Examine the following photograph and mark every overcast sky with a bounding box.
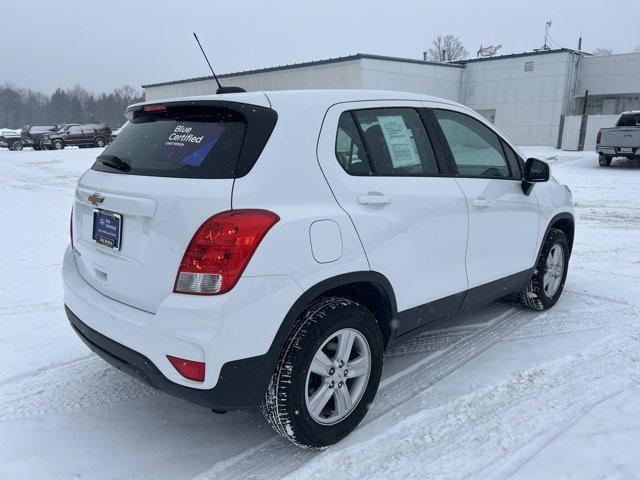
[1,0,638,94]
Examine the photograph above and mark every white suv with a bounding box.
[63,90,574,448]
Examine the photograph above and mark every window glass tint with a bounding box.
[617,113,640,127]
[93,106,247,179]
[30,126,55,133]
[81,126,95,134]
[335,113,372,176]
[353,108,439,176]
[501,140,522,178]
[69,126,82,134]
[434,109,510,178]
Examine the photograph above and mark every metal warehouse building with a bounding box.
[143,49,640,148]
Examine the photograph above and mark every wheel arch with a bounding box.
[269,272,398,356]
[548,212,575,253]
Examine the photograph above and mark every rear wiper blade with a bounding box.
[97,154,131,172]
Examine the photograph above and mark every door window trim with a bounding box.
[427,108,522,181]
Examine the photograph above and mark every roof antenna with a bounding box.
[192,32,245,94]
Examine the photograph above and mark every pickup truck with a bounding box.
[596,111,640,167]
[0,128,23,150]
[21,125,61,150]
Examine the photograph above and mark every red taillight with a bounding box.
[166,355,206,382]
[596,132,601,145]
[174,209,279,295]
[143,104,167,112]
[70,207,74,248]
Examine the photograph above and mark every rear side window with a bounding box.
[93,103,277,179]
[617,113,640,127]
[434,109,511,179]
[336,108,439,176]
[336,113,373,176]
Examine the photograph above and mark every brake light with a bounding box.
[596,132,601,145]
[174,209,279,295]
[142,104,167,112]
[167,355,206,382]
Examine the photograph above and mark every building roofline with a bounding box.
[141,53,464,89]
[456,48,580,64]
[142,48,587,90]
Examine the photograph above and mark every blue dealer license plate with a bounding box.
[92,210,122,250]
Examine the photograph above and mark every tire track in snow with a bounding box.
[289,328,640,480]
[195,300,640,480]
[0,356,156,421]
[194,308,530,480]
[505,304,640,342]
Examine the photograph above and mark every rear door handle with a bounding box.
[358,194,392,205]
[472,197,492,208]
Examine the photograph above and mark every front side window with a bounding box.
[434,109,511,179]
[69,126,82,135]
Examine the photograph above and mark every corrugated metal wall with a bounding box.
[143,51,640,148]
[145,61,362,101]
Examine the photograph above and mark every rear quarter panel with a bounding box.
[232,95,370,292]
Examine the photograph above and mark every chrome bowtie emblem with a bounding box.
[88,193,104,206]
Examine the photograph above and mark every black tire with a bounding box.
[33,145,42,151]
[95,137,106,148]
[53,140,65,150]
[520,228,570,310]
[10,141,23,151]
[261,297,384,449]
[598,154,612,167]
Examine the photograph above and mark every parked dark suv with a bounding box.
[21,125,60,150]
[41,123,111,150]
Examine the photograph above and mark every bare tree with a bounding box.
[424,35,469,62]
[592,47,613,56]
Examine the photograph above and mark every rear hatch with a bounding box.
[600,127,640,148]
[22,126,56,142]
[71,97,277,313]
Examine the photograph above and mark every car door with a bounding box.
[81,126,95,145]
[428,107,540,293]
[66,125,83,145]
[317,101,469,336]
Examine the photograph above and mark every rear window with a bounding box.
[92,102,277,179]
[617,113,640,127]
[30,126,56,133]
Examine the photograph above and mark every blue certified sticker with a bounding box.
[154,122,226,167]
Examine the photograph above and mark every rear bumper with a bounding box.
[597,146,638,156]
[66,306,276,409]
[62,246,303,409]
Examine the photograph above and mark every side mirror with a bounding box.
[521,158,549,195]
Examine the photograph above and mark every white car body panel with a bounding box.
[316,100,469,311]
[73,170,233,313]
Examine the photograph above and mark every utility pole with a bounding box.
[578,89,590,151]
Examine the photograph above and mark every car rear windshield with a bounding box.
[92,102,277,179]
[617,113,640,127]
[30,126,56,133]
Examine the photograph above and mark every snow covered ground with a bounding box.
[0,146,639,480]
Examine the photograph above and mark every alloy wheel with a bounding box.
[543,244,564,297]
[305,328,371,425]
